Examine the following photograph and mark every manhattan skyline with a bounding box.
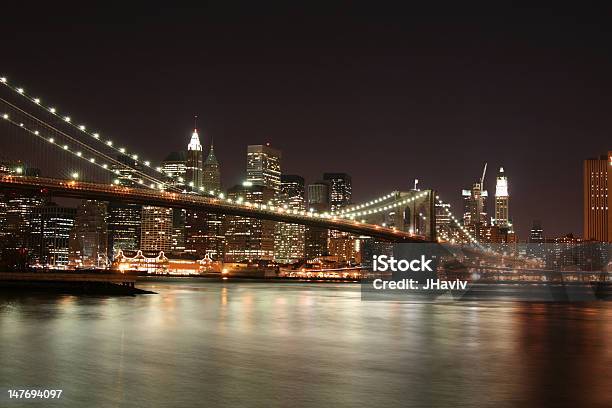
[2,4,611,237]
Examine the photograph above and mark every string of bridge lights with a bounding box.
[1,112,173,190]
[340,191,430,218]
[334,191,399,215]
[0,99,176,191]
[434,195,480,246]
[0,75,170,178]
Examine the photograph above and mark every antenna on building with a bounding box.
[194,115,198,131]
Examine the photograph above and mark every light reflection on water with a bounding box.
[0,279,610,408]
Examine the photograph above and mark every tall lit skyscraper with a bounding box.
[107,202,141,256]
[185,209,226,260]
[31,203,76,267]
[463,165,489,240]
[185,124,203,192]
[224,182,275,262]
[494,167,509,227]
[323,173,352,211]
[140,206,173,252]
[185,134,224,259]
[305,181,330,259]
[323,173,355,262]
[202,137,221,192]
[527,220,545,258]
[69,200,108,268]
[246,144,281,195]
[171,208,186,252]
[274,175,305,264]
[583,151,611,242]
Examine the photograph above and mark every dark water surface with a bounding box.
[1,279,610,408]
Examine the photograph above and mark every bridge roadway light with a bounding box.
[0,77,6,83]
[50,107,56,113]
[2,114,8,119]
[64,116,71,122]
[34,98,40,104]
[71,172,79,180]
[17,88,24,94]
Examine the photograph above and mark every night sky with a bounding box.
[1,4,611,238]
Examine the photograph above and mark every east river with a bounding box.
[1,279,610,407]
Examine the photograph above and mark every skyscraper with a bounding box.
[185,209,226,260]
[185,134,224,259]
[583,151,611,242]
[305,181,330,259]
[162,151,187,188]
[140,206,173,253]
[185,125,203,192]
[274,175,305,264]
[69,200,108,268]
[202,138,221,193]
[107,202,141,256]
[323,173,352,211]
[463,165,489,241]
[112,155,142,187]
[224,182,275,262]
[529,220,544,243]
[171,208,186,252]
[494,167,509,227]
[323,173,356,262]
[31,203,76,267]
[246,144,281,195]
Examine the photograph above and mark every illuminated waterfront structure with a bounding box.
[69,200,108,268]
[494,167,509,227]
[224,182,275,262]
[140,206,173,252]
[274,175,305,264]
[185,125,203,191]
[107,202,141,256]
[246,144,282,196]
[583,151,611,242]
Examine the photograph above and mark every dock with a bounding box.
[0,271,152,295]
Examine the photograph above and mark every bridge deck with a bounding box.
[0,175,431,242]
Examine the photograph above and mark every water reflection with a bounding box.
[0,280,610,407]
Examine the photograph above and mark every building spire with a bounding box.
[187,116,202,151]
